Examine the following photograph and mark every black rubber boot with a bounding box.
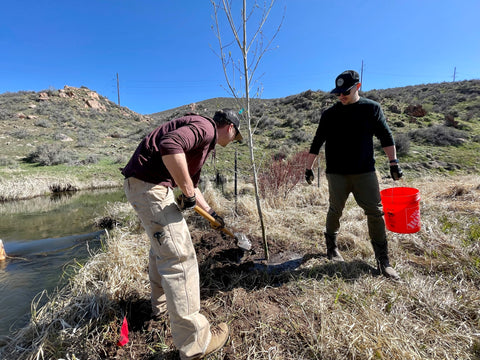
[372,241,399,281]
[325,233,344,262]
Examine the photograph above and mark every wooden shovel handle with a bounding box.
[193,206,235,239]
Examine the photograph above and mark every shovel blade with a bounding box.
[234,232,252,251]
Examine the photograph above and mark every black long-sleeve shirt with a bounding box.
[309,97,394,174]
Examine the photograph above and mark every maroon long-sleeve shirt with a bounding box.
[121,113,217,188]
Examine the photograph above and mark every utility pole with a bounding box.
[116,73,121,105]
[360,60,364,90]
[453,67,456,82]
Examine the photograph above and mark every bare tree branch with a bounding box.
[211,0,285,260]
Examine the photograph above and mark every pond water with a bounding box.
[0,188,126,342]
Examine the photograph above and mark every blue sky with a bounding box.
[1,0,478,115]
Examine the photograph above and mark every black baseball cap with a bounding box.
[213,109,243,141]
[330,70,360,94]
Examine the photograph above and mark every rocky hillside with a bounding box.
[0,80,479,176]
[152,80,480,175]
[0,86,154,167]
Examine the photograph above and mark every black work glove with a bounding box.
[390,165,403,181]
[176,193,196,211]
[208,209,225,230]
[305,169,314,184]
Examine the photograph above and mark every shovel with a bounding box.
[193,206,252,252]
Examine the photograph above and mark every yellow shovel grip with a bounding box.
[193,206,235,239]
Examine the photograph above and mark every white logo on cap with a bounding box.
[336,78,344,87]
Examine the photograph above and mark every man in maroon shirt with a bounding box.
[122,109,242,360]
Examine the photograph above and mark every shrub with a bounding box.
[10,129,30,139]
[34,119,51,128]
[49,183,78,192]
[444,114,457,126]
[25,144,78,166]
[0,157,16,167]
[308,110,322,124]
[77,130,97,148]
[81,154,99,165]
[409,125,468,146]
[258,151,309,199]
[404,104,427,117]
[291,97,312,111]
[257,117,280,130]
[388,104,402,114]
[0,109,13,120]
[49,110,75,124]
[394,133,410,156]
[290,129,311,143]
[114,154,128,165]
[462,110,476,122]
[364,90,382,102]
[283,114,304,129]
[44,86,58,96]
[270,129,286,139]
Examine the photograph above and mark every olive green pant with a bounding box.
[325,172,387,249]
[124,177,210,360]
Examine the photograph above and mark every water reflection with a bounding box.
[0,188,125,341]
[0,188,125,241]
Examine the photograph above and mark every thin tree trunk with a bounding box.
[211,0,282,260]
[241,0,268,260]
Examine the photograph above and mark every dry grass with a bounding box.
[1,225,150,359]
[1,175,480,359]
[0,173,121,201]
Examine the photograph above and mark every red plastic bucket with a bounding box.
[380,187,421,234]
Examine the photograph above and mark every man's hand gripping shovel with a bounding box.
[194,206,253,262]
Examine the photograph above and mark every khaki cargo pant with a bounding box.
[124,177,211,360]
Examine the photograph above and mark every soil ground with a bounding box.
[102,231,324,360]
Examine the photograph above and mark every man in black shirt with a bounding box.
[305,70,403,280]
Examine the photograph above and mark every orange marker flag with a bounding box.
[117,316,129,346]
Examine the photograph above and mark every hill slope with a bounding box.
[0,86,153,166]
[0,80,479,200]
[151,80,480,176]
[0,81,479,359]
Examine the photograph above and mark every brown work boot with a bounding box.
[192,323,229,359]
